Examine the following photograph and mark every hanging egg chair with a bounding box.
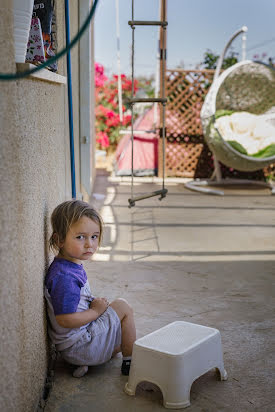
[186,27,275,195]
[202,60,275,171]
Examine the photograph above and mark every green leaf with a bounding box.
[227,140,248,154]
[227,141,275,158]
[215,110,234,119]
[252,144,275,158]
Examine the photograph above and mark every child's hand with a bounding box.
[90,297,109,316]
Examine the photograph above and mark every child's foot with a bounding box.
[121,359,131,376]
[73,365,88,378]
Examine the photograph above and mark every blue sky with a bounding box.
[94,0,275,77]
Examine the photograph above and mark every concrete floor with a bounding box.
[45,171,275,412]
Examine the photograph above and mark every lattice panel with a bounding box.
[157,68,275,179]
[165,69,214,137]
[158,140,204,177]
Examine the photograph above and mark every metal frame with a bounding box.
[128,0,168,208]
[185,178,275,196]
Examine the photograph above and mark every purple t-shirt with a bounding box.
[44,257,94,350]
[45,257,89,315]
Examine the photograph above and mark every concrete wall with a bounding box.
[0,1,92,410]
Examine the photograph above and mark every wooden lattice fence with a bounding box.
[158,68,274,181]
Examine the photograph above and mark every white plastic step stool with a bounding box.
[125,321,227,409]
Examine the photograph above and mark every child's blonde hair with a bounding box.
[49,200,103,253]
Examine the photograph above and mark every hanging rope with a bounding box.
[128,0,168,207]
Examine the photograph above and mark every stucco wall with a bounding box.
[0,1,82,410]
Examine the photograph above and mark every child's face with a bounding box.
[58,216,100,264]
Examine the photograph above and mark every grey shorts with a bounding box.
[60,306,121,366]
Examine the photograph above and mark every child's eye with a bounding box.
[91,235,98,240]
[76,235,84,240]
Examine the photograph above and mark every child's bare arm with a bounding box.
[56,297,109,328]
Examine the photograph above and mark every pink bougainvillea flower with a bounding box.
[95,78,105,87]
[110,100,118,109]
[106,110,115,119]
[94,62,143,150]
[123,115,132,126]
[96,132,110,148]
[106,115,120,127]
[95,63,105,75]
[95,62,107,87]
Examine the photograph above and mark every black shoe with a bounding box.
[121,359,131,376]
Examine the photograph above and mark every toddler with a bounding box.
[45,200,136,377]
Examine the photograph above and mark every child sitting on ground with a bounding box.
[45,200,136,377]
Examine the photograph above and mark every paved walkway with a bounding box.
[45,171,275,412]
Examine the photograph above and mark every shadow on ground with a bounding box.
[45,173,275,412]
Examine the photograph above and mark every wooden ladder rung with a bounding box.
[128,189,168,208]
[128,20,167,27]
[127,97,167,104]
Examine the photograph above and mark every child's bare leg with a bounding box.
[110,298,136,357]
[112,346,121,357]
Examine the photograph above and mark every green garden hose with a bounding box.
[0,0,99,81]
